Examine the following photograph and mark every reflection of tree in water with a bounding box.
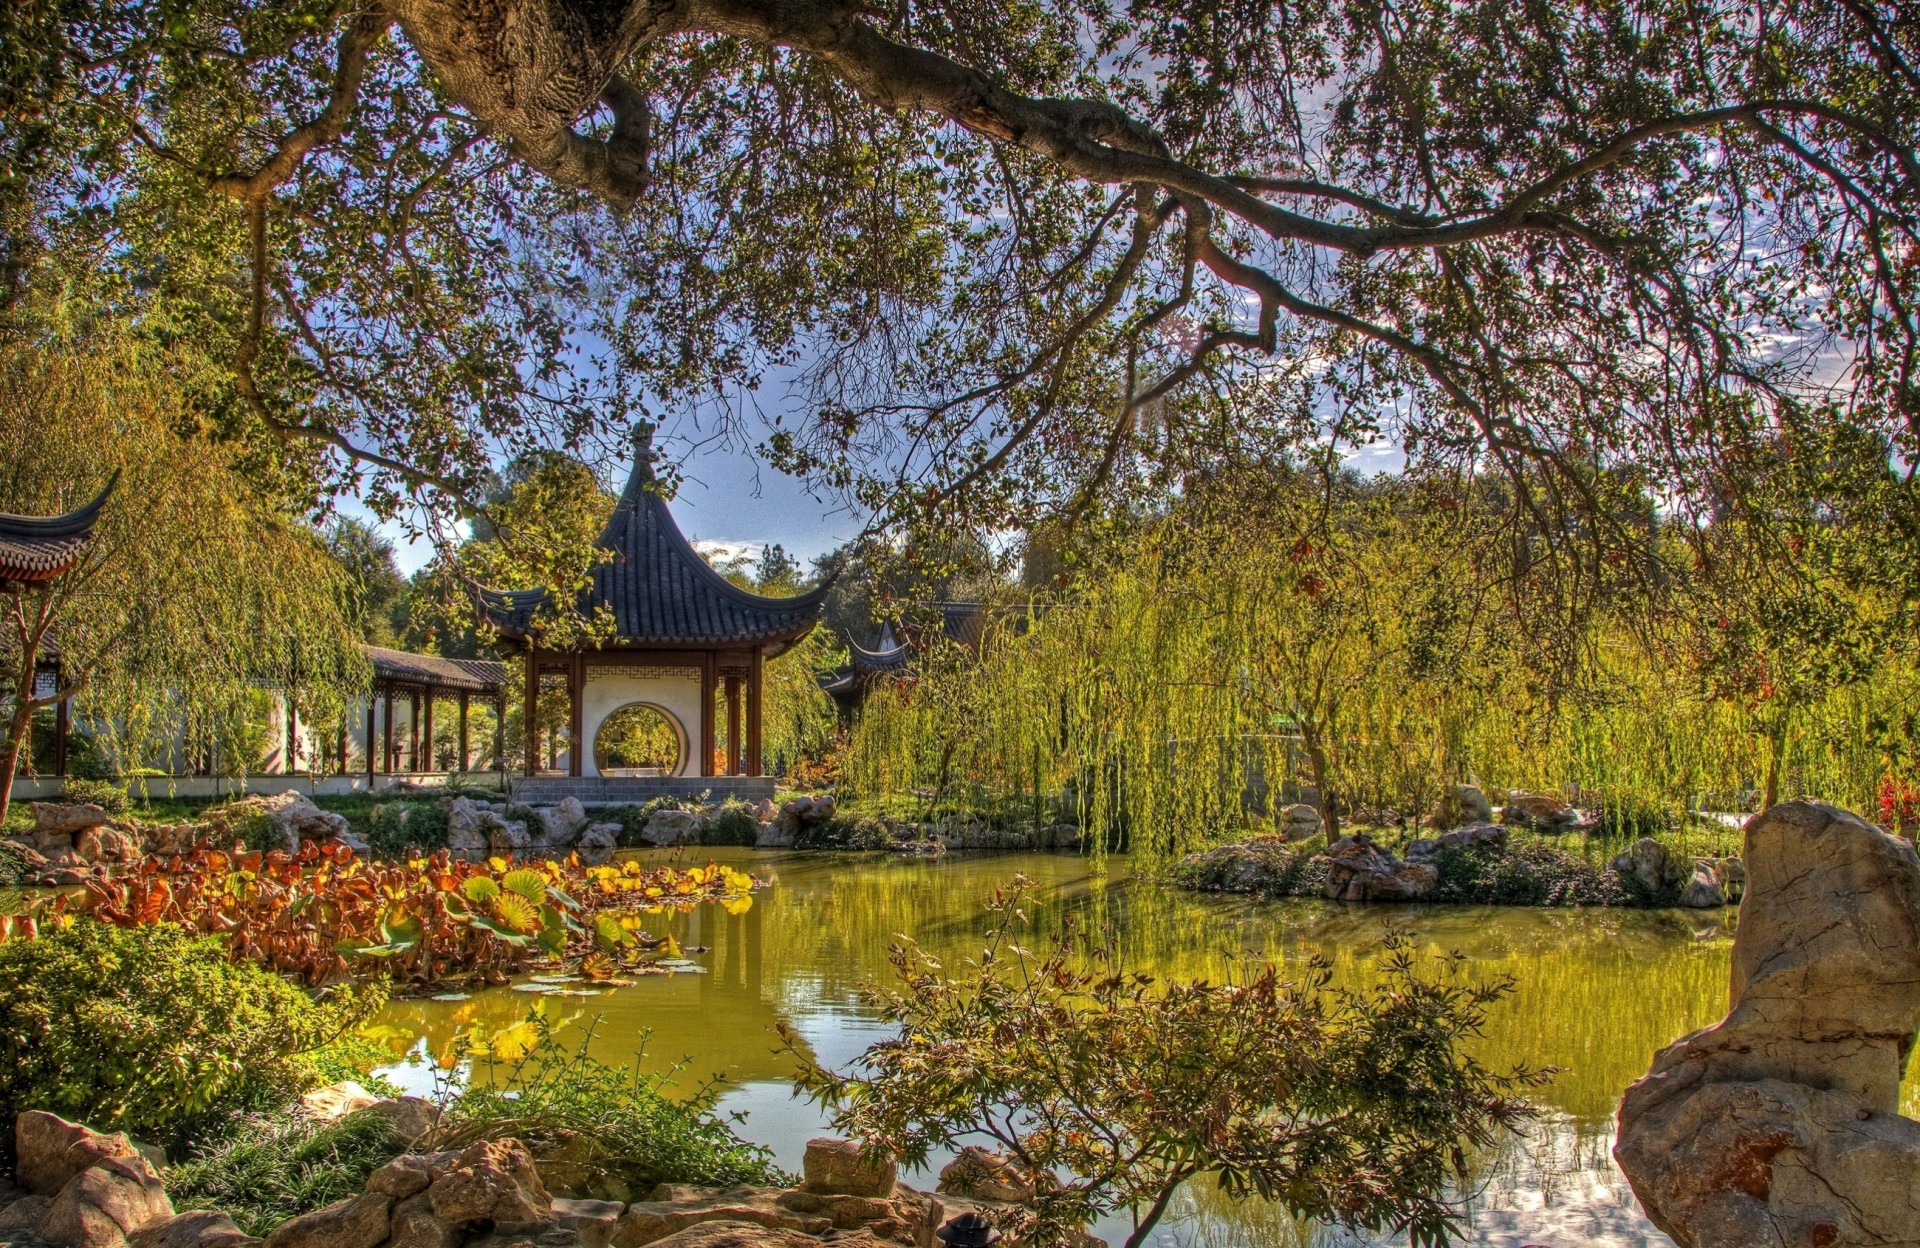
[596,703,680,772]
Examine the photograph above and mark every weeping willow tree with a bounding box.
[841,467,1920,872]
[0,330,367,820]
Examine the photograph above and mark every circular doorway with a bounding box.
[593,702,685,776]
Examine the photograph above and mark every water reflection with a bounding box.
[374,850,1747,1246]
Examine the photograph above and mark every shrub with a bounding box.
[56,778,128,815]
[0,840,34,886]
[1426,841,1635,907]
[437,1015,788,1201]
[1172,840,1329,897]
[166,1110,408,1236]
[0,923,381,1151]
[364,800,450,857]
[789,877,1544,1248]
[847,817,891,850]
[701,800,759,846]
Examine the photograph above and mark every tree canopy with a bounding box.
[3,0,1913,568]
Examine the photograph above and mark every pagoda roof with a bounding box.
[367,646,507,693]
[480,428,829,656]
[848,621,911,675]
[0,474,116,585]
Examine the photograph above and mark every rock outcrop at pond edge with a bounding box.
[1,1116,1058,1248]
[1614,799,1920,1248]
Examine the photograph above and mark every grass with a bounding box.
[166,1109,410,1236]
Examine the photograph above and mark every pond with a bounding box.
[370,849,1745,1247]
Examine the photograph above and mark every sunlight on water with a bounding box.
[368,849,1790,1247]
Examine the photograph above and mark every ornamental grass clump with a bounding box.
[434,1014,788,1200]
[165,1108,408,1236]
[787,876,1547,1248]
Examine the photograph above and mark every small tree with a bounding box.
[785,878,1545,1248]
[0,331,366,822]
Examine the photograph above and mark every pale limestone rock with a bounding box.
[447,799,487,853]
[1275,803,1322,842]
[76,826,140,864]
[261,792,351,851]
[295,1081,381,1122]
[550,1198,626,1248]
[1434,783,1493,827]
[427,1139,550,1226]
[31,803,110,836]
[261,1193,392,1248]
[1680,860,1727,908]
[799,1138,895,1198]
[1615,799,1920,1247]
[1321,834,1437,902]
[1608,836,1685,893]
[641,810,701,847]
[611,1188,830,1247]
[578,824,619,865]
[15,1112,141,1198]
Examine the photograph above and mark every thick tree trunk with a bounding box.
[1302,723,1338,840]
[0,664,38,829]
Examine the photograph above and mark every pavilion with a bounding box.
[0,476,116,776]
[480,426,829,803]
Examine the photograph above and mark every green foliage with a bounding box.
[166,1110,408,1237]
[846,817,891,851]
[0,839,34,886]
[701,800,759,847]
[364,801,451,858]
[440,1015,788,1201]
[1425,843,1636,908]
[788,878,1545,1248]
[0,923,379,1150]
[55,778,128,815]
[1171,841,1329,897]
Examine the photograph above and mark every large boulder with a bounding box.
[612,1190,831,1247]
[31,803,111,837]
[16,1113,141,1198]
[641,810,702,847]
[577,824,619,865]
[126,1211,259,1248]
[773,796,836,842]
[447,798,488,853]
[1500,792,1580,833]
[427,1139,551,1227]
[1321,834,1438,902]
[530,799,589,849]
[262,792,352,851]
[936,1148,1034,1204]
[263,1192,391,1248]
[40,1154,173,1248]
[799,1138,895,1199]
[1433,784,1493,828]
[76,826,141,865]
[1608,836,1687,894]
[1405,822,1507,862]
[1274,803,1322,842]
[483,812,531,855]
[1615,800,1920,1247]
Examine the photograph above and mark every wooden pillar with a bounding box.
[458,691,471,773]
[568,653,585,777]
[724,674,742,776]
[285,700,299,775]
[365,701,376,785]
[409,692,421,774]
[382,689,395,775]
[337,719,348,777]
[495,695,506,773]
[523,645,539,777]
[53,695,69,779]
[699,652,716,778]
[747,646,764,777]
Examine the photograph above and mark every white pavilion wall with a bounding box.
[579,663,703,778]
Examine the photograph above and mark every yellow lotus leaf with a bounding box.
[487,856,510,872]
[643,886,664,897]
[721,895,754,916]
[488,1020,542,1062]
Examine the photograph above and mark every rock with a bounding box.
[629,1224,859,1248]
[1172,840,1314,894]
[751,822,793,849]
[1434,784,1493,828]
[0,1194,53,1232]
[428,1139,551,1227]
[261,792,352,852]
[1615,800,1920,1247]
[295,1081,381,1123]
[550,1200,624,1248]
[1274,803,1322,842]
[367,1156,437,1202]
[1406,822,1508,862]
[16,1113,142,1198]
[773,796,836,841]
[1501,792,1579,833]
[366,1097,440,1147]
[936,1147,1034,1204]
[1608,836,1685,893]
[641,810,702,847]
[1680,860,1727,908]
[1043,823,1082,850]
[577,824,619,866]
[751,799,778,826]
[383,1194,457,1248]
[799,1138,895,1198]
[126,1212,259,1248]
[531,799,589,849]
[447,799,487,853]
[31,803,111,837]
[41,1155,172,1248]
[1321,834,1438,902]
[262,1193,391,1248]
[75,826,139,865]
[612,1190,830,1247]
[483,812,531,855]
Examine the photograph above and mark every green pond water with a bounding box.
[370,849,1754,1247]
